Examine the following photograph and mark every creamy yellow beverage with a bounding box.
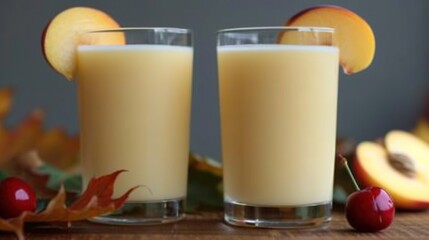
[218,44,339,206]
[77,45,193,201]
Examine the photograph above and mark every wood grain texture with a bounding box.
[1,211,428,239]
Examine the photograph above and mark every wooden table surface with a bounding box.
[1,210,428,239]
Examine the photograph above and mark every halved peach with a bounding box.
[281,5,375,74]
[385,130,429,182]
[355,131,429,210]
[42,7,125,80]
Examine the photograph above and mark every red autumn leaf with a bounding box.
[0,170,138,240]
[69,169,138,210]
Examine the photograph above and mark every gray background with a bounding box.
[1,1,428,161]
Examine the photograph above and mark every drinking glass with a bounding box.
[217,27,339,228]
[76,28,193,225]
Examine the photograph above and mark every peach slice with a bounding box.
[42,7,125,80]
[355,131,429,210]
[282,5,375,74]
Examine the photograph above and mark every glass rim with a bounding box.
[217,26,334,34]
[84,27,192,34]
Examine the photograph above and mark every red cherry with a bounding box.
[339,155,395,232]
[345,187,395,232]
[0,177,37,219]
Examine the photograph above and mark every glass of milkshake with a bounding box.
[217,27,339,228]
[77,28,193,225]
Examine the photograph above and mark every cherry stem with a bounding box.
[339,155,361,191]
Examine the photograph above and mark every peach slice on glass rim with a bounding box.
[281,5,375,74]
[42,7,125,80]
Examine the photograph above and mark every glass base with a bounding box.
[224,200,332,229]
[89,198,185,225]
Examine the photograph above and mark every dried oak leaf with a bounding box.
[0,88,13,120]
[8,109,44,158]
[36,127,80,171]
[0,170,138,240]
[0,108,44,168]
[0,216,24,240]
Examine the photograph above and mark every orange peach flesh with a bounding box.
[284,5,375,74]
[42,7,124,80]
[385,130,429,179]
[355,141,429,210]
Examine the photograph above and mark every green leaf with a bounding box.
[35,164,81,193]
[35,164,65,190]
[63,174,82,193]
